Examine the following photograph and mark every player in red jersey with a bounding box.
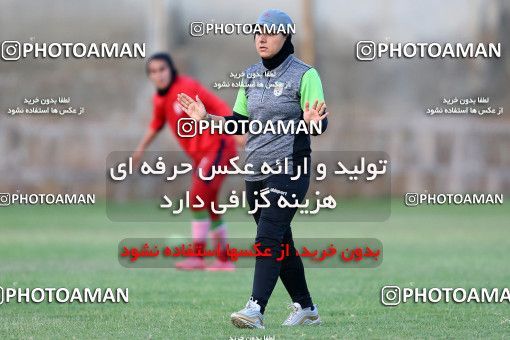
[133,52,241,271]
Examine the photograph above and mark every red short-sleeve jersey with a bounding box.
[150,75,234,160]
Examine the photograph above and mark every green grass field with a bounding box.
[0,200,509,339]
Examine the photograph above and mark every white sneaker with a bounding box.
[230,298,265,329]
[282,302,321,326]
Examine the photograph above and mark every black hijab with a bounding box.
[261,35,294,70]
[146,52,178,96]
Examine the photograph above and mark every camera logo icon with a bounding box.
[356,40,376,61]
[1,41,21,61]
[404,193,419,207]
[190,22,205,37]
[177,118,197,138]
[381,285,401,306]
[0,193,11,206]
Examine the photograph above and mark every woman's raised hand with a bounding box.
[177,93,207,121]
[303,100,328,125]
